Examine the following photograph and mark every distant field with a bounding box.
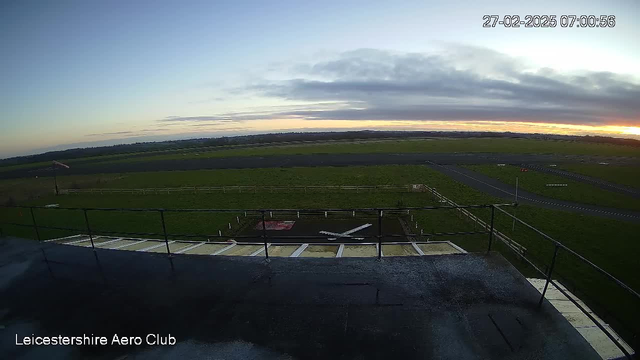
[559,164,640,189]
[4,138,640,174]
[92,138,640,165]
[463,164,640,211]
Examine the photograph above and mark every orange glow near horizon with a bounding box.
[621,127,640,136]
[6,119,639,158]
[76,120,640,143]
[213,119,640,140]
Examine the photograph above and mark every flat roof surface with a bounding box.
[0,237,600,360]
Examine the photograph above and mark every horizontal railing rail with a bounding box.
[0,203,506,212]
[59,184,427,195]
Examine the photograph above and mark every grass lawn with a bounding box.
[559,164,640,189]
[0,173,126,204]
[3,137,639,173]
[463,164,640,211]
[1,164,638,342]
[0,164,445,204]
[65,137,640,166]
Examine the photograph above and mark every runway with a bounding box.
[3,152,640,179]
[426,163,640,223]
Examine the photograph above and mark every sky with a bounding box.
[1,0,639,158]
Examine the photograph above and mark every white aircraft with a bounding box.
[319,223,372,241]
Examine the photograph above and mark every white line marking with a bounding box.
[176,242,205,254]
[436,164,640,220]
[211,243,236,255]
[138,241,175,252]
[377,243,384,257]
[411,242,425,256]
[446,241,468,254]
[341,223,372,235]
[64,236,94,245]
[112,240,147,249]
[336,244,345,258]
[45,234,85,242]
[93,237,124,247]
[319,231,365,241]
[291,244,309,257]
[250,244,270,256]
[319,223,371,240]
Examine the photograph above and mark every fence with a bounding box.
[0,203,637,358]
[0,203,501,257]
[59,184,426,195]
[491,205,638,359]
[424,185,528,256]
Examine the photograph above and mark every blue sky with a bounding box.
[1,0,639,158]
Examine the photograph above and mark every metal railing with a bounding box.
[59,184,425,195]
[0,203,502,259]
[424,185,528,256]
[0,202,637,357]
[493,204,638,359]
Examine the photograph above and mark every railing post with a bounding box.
[538,245,560,307]
[83,209,95,250]
[487,205,495,252]
[159,210,171,256]
[377,209,382,259]
[30,207,41,241]
[261,211,269,259]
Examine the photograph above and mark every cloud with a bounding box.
[157,116,241,123]
[85,131,134,137]
[158,46,638,128]
[85,128,168,138]
[227,46,639,126]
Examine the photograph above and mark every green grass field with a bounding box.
[559,164,640,189]
[91,138,640,165]
[5,138,639,173]
[1,164,638,342]
[463,164,640,211]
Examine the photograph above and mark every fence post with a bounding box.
[377,210,383,259]
[83,209,95,250]
[487,205,495,252]
[29,207,41,242]
[261,211,269,259]
[538,245,560,307]
[159,210,171,256]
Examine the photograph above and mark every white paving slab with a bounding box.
[527,278,634,359]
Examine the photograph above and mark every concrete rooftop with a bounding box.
[0,237,600,360]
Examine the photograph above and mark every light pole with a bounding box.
[512,176,518,231]
[52,160,70,195]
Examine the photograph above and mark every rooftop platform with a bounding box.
[46,234,466,257]
[0,237,600,360]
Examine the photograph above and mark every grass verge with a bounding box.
[463,164,640,211]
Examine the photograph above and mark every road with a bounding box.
[426,163,640,223]
[3,152,640,179]
[522,164,640,199]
